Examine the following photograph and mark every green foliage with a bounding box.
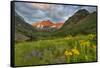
[15,34,97,66]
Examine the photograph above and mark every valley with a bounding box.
[14,8,97,66]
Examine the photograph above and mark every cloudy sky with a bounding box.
[15,2,96,24]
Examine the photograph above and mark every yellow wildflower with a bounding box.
[79,40,90,46]
[71,48,80,55]
[92,45,96,49]
[64,50,72,56]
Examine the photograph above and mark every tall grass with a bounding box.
[15,34,97,66]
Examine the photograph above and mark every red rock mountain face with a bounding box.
[32,20,64,30]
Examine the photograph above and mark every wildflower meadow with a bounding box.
[15,34,97,66]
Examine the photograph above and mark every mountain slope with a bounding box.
[15,12,38,41]
[53,9,97,36]
[62,9,89,26]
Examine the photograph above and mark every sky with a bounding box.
[15,2,96,24]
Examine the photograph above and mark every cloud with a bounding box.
[15,2,97,24]
[31,3,50,10]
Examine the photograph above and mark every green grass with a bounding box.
[15,34,97,66]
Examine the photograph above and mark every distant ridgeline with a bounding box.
[32,20,64,32]
[14,9,97,41]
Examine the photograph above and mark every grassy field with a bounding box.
[15,34,97,66]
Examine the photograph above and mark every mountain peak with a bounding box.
[64,9,90,25]
[75,9,89,15]
[40,20,54,26]
[32,20,64,31]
